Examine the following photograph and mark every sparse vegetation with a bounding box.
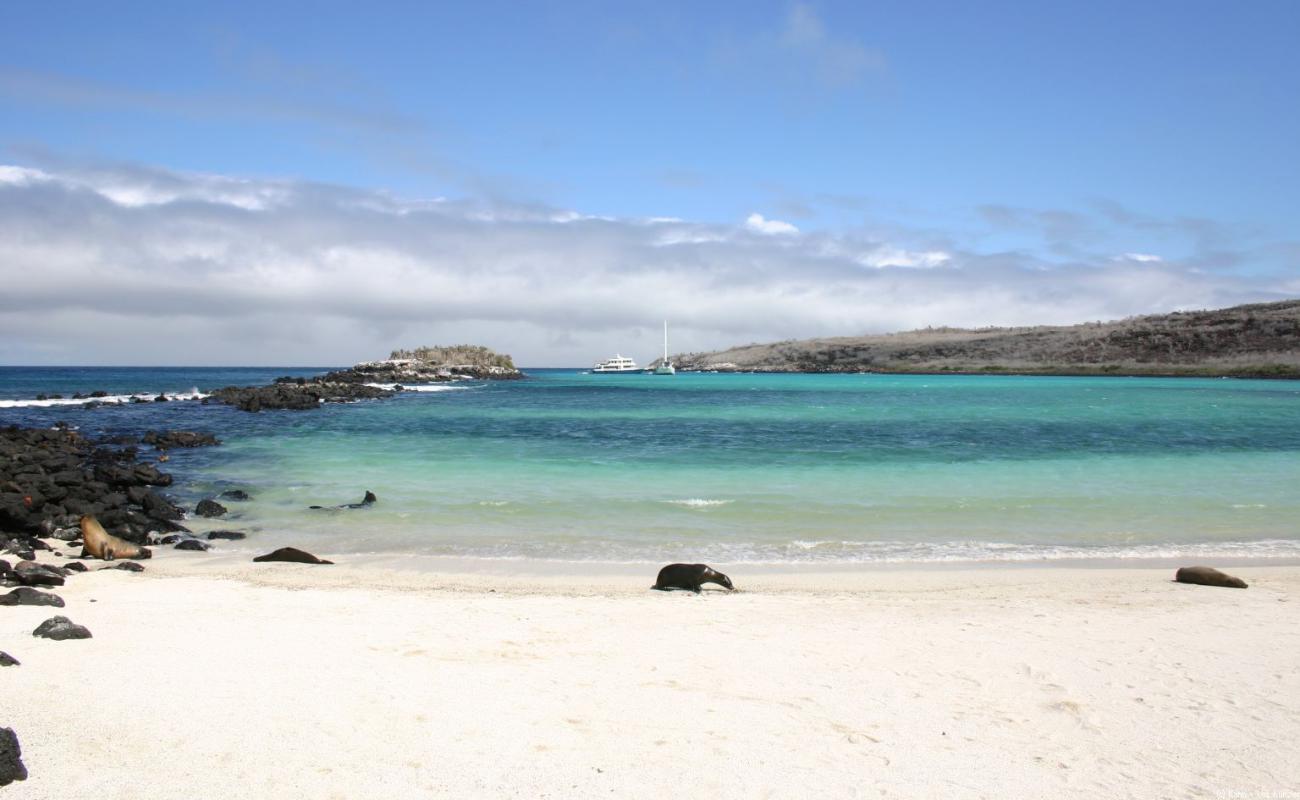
[674,300,1300,378]
[388,345,516,370]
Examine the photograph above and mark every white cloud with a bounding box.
[1117,252,1164,263]
[0,165,50,185]
[0,161,1288,366]
[745,213,799,235]
[856,247,951,269]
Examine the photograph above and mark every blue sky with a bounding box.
[1,1,1297,364]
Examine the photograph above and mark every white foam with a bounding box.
[0,390,208,408]
[663,498,735,508]
[363,383,476,392]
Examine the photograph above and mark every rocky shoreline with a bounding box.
[0,425,219,549]
[206,345,524,412]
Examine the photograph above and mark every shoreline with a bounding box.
[68,545,1300,594]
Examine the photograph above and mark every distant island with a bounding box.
[671,300,1300,378]
[211,344,522,411]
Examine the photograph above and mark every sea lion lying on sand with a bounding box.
[252,547,333,565]
[653,563,734,593]
[309,490,377,510]
[79,515,151,561]
[1175,566,1248,589]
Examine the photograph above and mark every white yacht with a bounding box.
[652,320,675,375]
[591,354,640,374]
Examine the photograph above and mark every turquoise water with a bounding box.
[3,367,1300,563]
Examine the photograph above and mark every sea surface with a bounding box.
[3,366,1300,564]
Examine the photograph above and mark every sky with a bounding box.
[1,0,1297,366]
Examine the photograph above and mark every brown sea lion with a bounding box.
[1175,565,1248,589]
[652,563,735,593]
[79,515,152,561]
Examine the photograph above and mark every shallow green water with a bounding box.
[154,370,1300,563]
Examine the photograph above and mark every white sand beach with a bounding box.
[4,554,1298,799]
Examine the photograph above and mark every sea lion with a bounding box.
[79,515,152,561]
[652,563,735,593]
[309,490,377,510]
[1175,566,1248,589]
[252,547,333,565]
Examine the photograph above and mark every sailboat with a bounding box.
[652,320,676,375]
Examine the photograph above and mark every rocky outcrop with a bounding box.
[142,431,221,449]
[319,345,523,385]
[0,426,193,547]
[207,345,522,412]
[207,381,393,412]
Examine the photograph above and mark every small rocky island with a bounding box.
[210,345,523,412]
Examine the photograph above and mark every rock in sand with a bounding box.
[0,587,65,607]
[32,615,92,640]
[0,727,27,785]
[99,561,145,572]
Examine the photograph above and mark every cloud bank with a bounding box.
[0,161,1293,366]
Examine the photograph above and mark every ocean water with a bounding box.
[2,366,1300,564]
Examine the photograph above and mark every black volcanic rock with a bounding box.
[174,539,210,551]
[0,727,27,785]
[99,561,145,572]
[0,587,65,607]
[32,615,92,640]
[142,430,221,448]
[207,530,247,541]
[0,652,18,668]
[253,547,333,565]
[219,489,252,501]
[141,490,184,521]
[12,561,66,588]
[209,382,393,412]
[194,498,227,518]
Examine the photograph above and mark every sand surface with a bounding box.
[4,554,1298,799]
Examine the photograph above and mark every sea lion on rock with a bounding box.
[652,563,735,593]
[1175,566,1248,589]
[79,515,151,561]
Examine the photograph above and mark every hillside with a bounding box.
[670,300,1300,378]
